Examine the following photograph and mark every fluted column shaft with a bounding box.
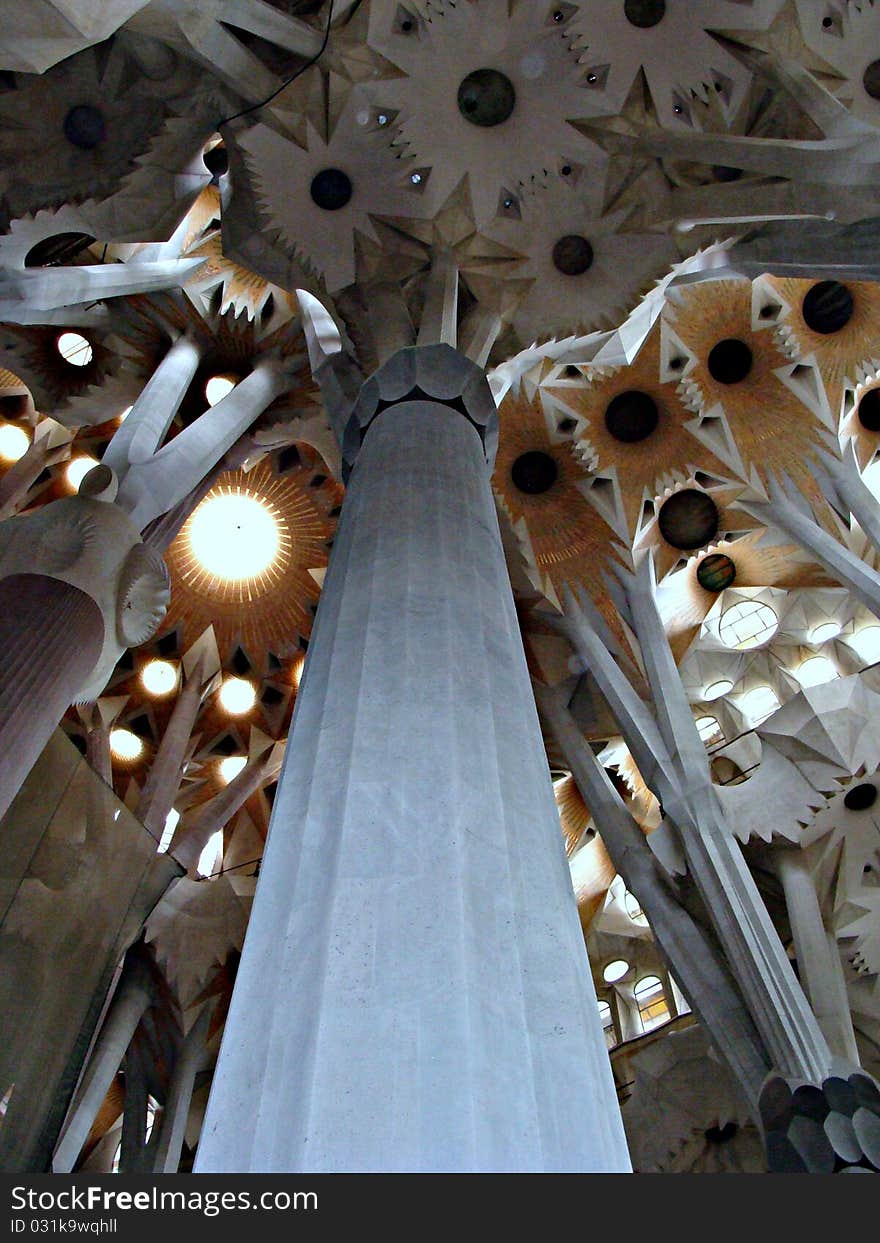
[196,396,630,1173]
[775,850,860,1063]
[0,574,104,825]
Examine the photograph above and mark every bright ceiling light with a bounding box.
[809,621,842,646]
[57,331,93,367]
[219,677,256,715]
[141,659,178,697]
[109,728,143,761]
[66,455,99,491]
[157,808,180,854]
[188,490,281,582]
[603,959,630,984]
[0,423,29,462]
[219,755,247,785]
[703,678,734,701]
[205,374,237,406]
[196,828,224,877]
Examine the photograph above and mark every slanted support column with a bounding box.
[170,739,283,872]
[196,345,630,1173]
[557,568,830,1083]
[774,849,860,1063]
[118,1045,149,1175]
[53,949,153,1173]
[738,478,880,620]
[135,630,220,837]
[0,418,72,520]
[538,684,770,1109]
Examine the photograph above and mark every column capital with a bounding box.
[341,344,498,477]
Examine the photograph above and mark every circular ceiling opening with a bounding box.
[310,168,353,211]
[864,59,880,100]
[707,338,753,385]
[604,390,659,443]
[205,374,238,407]
[511,450,558,494]
[57,331,93,367]
[603,958,630,984]
[858,388,880,431]
[552,235,594,276]
[697,553,736,592]
[658,489,719,550]
[719,599,779,650]
[457,68,516,127]
[844,782,877,812]
[624,0,666,28]
[63,104,106,150]
[802,280,854,335]
[188,490,282,582]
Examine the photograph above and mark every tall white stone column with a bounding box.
[196,346,630,1173]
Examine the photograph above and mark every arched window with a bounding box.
[695,714,723,746]
[634,974,669,1033]
[796,655,839,689]
[740,684,780,726]
[597,998,617,1050]
[623,889,648,927]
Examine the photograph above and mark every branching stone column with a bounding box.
[170,737,283,873]
[135,630,221,838]
[151,1003,213,1174]
[537,683,770,1110]
[196,344,630,1173]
